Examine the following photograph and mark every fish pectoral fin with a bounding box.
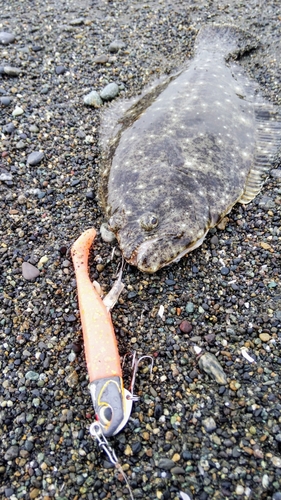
[239,104,281,204]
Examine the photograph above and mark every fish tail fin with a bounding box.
[195,24,258,59]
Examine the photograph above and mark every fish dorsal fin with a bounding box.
[239,103,281,204]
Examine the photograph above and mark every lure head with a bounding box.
[89,376,133,437]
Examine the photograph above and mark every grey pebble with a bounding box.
[100,82,119,101]
[4,445,19,461]
[22,262,40,281]
[94,54,109,64]
[29,124,39,133]
[55,65,66,75]
[185,302,194,313]
[83,90,103,107]
[2,65,21,76]
[202,416,217,432]
[27,151,44,166]
[69,17,85,26]
[220,266,230,276]
[0,172,12,182]
[0,31,15,45]
[3,123,16,134]
[25,370,40,381]
[171,466,185,475]
[157,458,175,470]
[16,140,26,149]
[108,39,126,53]
[0,96,12,106]
[198,352,227,385]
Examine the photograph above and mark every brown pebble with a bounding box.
[96,264,104,272]
[29,489,40,499]
[229,380,241,391]
[259,333,271,342]
[179,320,192,333]
[142,431,150,441]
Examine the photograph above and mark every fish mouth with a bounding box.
[126,229,209,273]
[128,236,185,274]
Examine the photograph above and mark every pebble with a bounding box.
[27,151,44,166]
[259,333,271,342]
[198,352,227,384]
[157,458,175,470]
[179,320,192,333]
[55,65,66,75]
[272,456,281,468]
[185,302,194,313]
[12,105,24,117]
[0,31,15,44]
[94,54,109,64]
[4,445,19,461]
[22,262,40,280]
[83,90,103,107]
[1,65,21,76]
[202,416,217,432]
[0,96,12,106]
[0,171,13,181]
[100,222,116,243]
[100,82,119,101]
[108,40,126,53]
[25,371,39,381]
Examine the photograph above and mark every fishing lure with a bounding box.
[71,228,134,437]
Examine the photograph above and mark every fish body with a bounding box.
[100,25,280,273]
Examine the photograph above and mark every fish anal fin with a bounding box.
[239,104,281,204]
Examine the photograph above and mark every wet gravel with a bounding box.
[1,0,281,499]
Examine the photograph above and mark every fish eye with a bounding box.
[140,213,159,231]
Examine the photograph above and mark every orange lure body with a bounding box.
[71,228,132,437]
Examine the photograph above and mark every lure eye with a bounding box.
[99,405,113,427]
[140,213,158,231]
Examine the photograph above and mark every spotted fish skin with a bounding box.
[100,25,280,273]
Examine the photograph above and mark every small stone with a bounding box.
[210,235,219,245]
[259,333,271,342]
[1,96,11,106]
[220,266,229,276]
[179,320,192,333]
[29,124,39,133]
[0,171,12,181]
[94,54,108,64]
[4,445,19,461]
[55,65,66,75]
[0,32,15,45]
[185,302,194,313]
[3,65,21,76]
[171,466,185,475]
[202,416,217,432]
[204,333,216,343]
[69,17,85,25]
[22,262,40,280]
[100,82,119,101]
[12,105,24,117]
[157,458,175,470]
[26,371,39,381]
[27,151,44,166]
[3,122,16,134]
[229,380,241,391]
[272,456,281,468]
[16,140,26,149]
[198,352,227,384]
[100,222,116,243]
[83,90,103,107]
[29,488,40,499]
[235,485,244,495]
[108,40,126,53]
[66,370,79,388]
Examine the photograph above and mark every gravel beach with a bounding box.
[1,1,281,499]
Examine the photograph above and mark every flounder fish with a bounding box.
[99,25,280,273]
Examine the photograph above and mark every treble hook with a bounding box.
[123,352,154,399]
